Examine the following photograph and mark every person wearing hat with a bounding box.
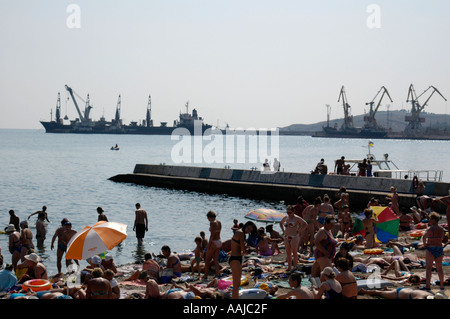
[313,266,342,299]
[6,224,22,270]
[17,252,48,283]
[97,207,108,222]
[101,253,117,274]
[81,255,105,283]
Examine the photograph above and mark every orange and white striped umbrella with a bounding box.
[66,221,128,260]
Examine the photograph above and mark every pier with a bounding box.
[109,164,450,212]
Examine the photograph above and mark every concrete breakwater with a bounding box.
[109,164,450,212]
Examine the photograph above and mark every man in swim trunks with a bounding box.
[8,210,20,233]
[52,221,78,274]
[133,203,148,245]
[422,212,445,290]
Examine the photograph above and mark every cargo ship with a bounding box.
[40,85,213,135]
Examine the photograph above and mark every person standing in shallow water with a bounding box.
[133,203,148,245]
[97,207,108,222]
[28,206,51,224]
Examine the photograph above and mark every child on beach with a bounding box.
[200,231,208,252]
[190,236,204,276]
[231,219,240,233]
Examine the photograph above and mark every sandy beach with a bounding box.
[111,230,450,300]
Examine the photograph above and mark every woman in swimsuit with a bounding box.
[335,257,357,299]
[313,216,337,276]
[422,212,445,290]
[318,195,334,226]
[314,266,342,299]
[229,221,256,299]
[387,186,400,216]
[6,225,22,270]
[203,211,222,280]
[86,268,112,299]
[280,205,308,272]
[19,221,34,260]
[362,209,378,249]
[256,227,280,256]
[302,197,322,253]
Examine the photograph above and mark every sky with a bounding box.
[1,0,449,129]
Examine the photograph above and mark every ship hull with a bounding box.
[40,121,214,135]
[315,126,387,139]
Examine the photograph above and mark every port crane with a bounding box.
[337,86,354,130]
[65,84,93,123]
[114,95,121,124]
[55,92,61,123]
[146,95,152,127]
[405,84,447,136]
[364,86,393,129]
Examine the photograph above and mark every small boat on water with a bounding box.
[340,141,443,182]
[111,145,120,151]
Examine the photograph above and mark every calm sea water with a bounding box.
[1,129,449,276]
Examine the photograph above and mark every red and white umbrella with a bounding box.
[66,221,128,260]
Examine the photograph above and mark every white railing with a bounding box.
[374,169,443,182]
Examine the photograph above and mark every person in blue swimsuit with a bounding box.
[6,224,22,270]
[422,212,445,290]
[358,286,434,299]
[86,268,112,299]
[161,245,182,283]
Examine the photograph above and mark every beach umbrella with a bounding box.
[65,221,128,260]
[352,206,400,243]
[245,208,286,223]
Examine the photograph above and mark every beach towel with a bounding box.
[270,280,292,289]
[172,275,198,283]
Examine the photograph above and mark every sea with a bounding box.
[1,128,449,276]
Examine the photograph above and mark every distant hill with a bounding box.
[280,110,450,133]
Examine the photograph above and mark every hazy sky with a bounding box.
[1,0,449,129]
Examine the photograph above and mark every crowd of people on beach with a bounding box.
[1,182,450,300]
